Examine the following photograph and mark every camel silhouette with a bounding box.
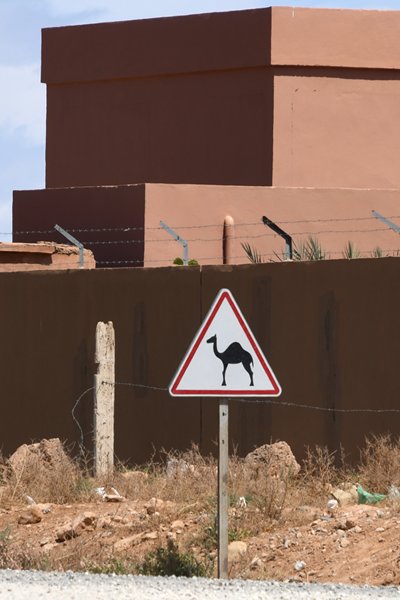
[207,334,254,387]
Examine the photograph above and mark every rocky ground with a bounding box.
[0,438,399,585]
[0,498,399,584]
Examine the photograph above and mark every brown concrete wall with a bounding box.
[0,259,399,463]
[14,184,400,267]
[42,9,274,189]
[39,7,400,191]
[0,267,202,462]
[200,260,400,459]
[41,10,272,84]
[13,185,146,267]
[45,69,273,188]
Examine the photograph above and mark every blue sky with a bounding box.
[2,0,400,238]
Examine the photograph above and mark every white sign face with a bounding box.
[169,289,281,397]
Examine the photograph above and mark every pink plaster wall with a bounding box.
[144,184,400,266]
[273,74,400,188]
[271,7,400,69]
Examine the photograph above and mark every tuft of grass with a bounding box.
[372,246,384,258]
[358,434,400,494]
[293,236,327,261]
[139,538,209,577]
[301,446,338,492]
[1,441,94,508]
[0,531,52,572]
[241,242,264,264]
[342,241,360,259]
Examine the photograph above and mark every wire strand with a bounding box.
[71,380,400,446]
[3,213,400,238]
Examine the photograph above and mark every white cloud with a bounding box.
[0,63,45,146]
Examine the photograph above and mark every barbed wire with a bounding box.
[70,227,390,247]
[72,380,400,446]
[5,248,395,269]
[71,382,167,445]
[0,245,398,270]
[2,213,400,237]
[96,249,400,266]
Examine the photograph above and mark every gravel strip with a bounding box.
[1,570,400,600]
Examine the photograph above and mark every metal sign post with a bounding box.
[169,289,281,579]
[218,398,229,579]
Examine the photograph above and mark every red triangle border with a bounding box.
[170,290,281,396]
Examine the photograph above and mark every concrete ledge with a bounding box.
[0,242,96,272]
[41,7,400,85]
[41,9,271,84]
[271,7,400,70]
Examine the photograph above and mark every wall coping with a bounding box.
[41,7,400,85]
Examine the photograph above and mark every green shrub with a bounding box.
[173,257,199,266]
[139,539,208,577]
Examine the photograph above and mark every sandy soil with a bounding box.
[0,497,398,584]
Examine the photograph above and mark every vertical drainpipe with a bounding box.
[223,216,235,265]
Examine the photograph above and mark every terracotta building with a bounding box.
[13,7,400,266]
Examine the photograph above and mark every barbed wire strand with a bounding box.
[19,248,397,269]
[3,213,400,237]
[0,245,398,270]
[72,380,400,446]
[71,227,391,246]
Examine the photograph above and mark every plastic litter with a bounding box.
[326,498,338,512]
[357,484,385,505]
[95,486,106,499]
[388,485,400,500]
[294,560,306,571]
[236,496,247,509]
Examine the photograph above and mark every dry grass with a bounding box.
[0,442,94,508]
[358,434,400,493]
[114,446,217,508]
[1,435,400,574]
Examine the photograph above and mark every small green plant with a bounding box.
[201,507,250,550]
[342,241,360,259]
[228,524,251,542]
[372,246,384,258]
[139,539,208,577]
[173,257,199,266]
[0,526,11,567]
[293,236,326,261]
[241,242,264,264]
[202,519,217,551]
[243,236,328,264]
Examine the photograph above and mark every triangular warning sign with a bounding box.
[169,289,281,397]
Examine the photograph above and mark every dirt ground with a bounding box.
[0,490,399,584]
[1,437,399,584]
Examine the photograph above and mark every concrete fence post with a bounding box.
[94,321,115,478]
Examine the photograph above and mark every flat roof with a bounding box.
[42,7,400,84]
